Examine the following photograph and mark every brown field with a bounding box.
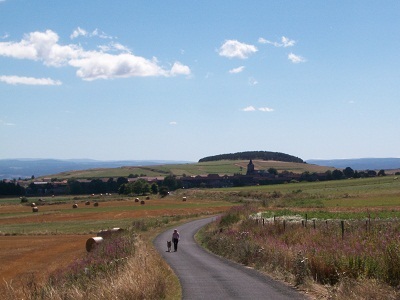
[0,197,231,293]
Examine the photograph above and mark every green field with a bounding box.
[39,160,335,179]
[186,175,400,210]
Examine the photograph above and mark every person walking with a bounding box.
[172,229,180,252]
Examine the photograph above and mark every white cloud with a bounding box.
[218,40,257,59]
[170,61,191,76]
[281,36,295,47]
[288,53,306,63]
[1,33,9,39]
[258,37,268,44]
[258,107,274,112]
[0,29,191,81]
[69,52,169,80]
[242,106,256,112]
[229,66,245,74]
[0,30,81,67]
[258,36,295,47]
[0,75,62,85]
[169,121,178,125]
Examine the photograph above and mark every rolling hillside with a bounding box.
[39,160,334,179]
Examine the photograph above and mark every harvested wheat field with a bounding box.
[0,196,232,293]
[0,235,91,289]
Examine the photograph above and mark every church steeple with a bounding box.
[246,159,255,175]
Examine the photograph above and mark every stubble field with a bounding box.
[0,195,232,292]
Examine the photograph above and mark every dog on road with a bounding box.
[167,241,172,252]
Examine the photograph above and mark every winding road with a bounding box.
[154,217,307,300]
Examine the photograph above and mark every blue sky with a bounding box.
[1,1,399,162]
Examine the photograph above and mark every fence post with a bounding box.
[341,220,345,240]
[283,219,286,231]
[368,213,371,232]
[313,219,316,229]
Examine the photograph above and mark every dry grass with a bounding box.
[200,204,400,299]
[2,237,179,300]
[329,278,399,300]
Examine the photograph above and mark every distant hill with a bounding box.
[306,158,400,170]
[199,151,304,163]
[0,159,192,180]
[22,159,332,180]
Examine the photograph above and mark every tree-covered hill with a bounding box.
[198,151,304,164]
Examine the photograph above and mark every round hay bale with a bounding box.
[93,202,99,207]
[135,198,139,202]
[31,202,36,207]
[146,196,150,200]
[182,196,187,201]
[72,203,78,209]
[85,201,90,205]
[140,200,145,205]
[86,237,103,252]
[32,207,38,213]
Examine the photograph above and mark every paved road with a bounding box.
[154,217,307,300]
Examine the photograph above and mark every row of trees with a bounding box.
[14,175,182,197]
[118,175,181,197]
[0,180,25,196]
[299,167,386,182]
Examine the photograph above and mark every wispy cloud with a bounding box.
[248,77,258,86]
[70,27,87,39]
[229,66,245,74]
[0,119,15,126]
[242,106,256,112]
[218,40,257,59]
[258,107,274,112]
[241,105,274,112]
[70,27,114,40]
[258,36,295,47]
[0,29,191,81]
[169,121,178,125]
[288,53,306,63]
[98,42,131,53]
[0,75,62,85]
